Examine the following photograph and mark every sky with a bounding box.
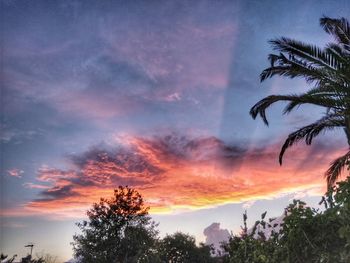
[1,0,350,261]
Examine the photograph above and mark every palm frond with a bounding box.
[282,90,346,114]
[325,150,350,187]
[320,16,350,50]
[305,84,348,98]
[279,115,345,164]
[325,43,349,63]
[250,94,342,125]
[269,37,342,70]
[261,52,343,87]
[252,16,350,188]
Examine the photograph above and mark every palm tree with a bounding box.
[250,16,350,187]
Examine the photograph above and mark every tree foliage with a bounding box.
[69,180,350,263]
[70,187,219,263]
[72,186,158,263]
[250,16,350,186]
[158,232,215,263]
[222,176,350,263]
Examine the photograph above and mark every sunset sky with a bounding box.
[1,0,350,261]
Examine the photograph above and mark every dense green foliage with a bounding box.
[222,177,350,263]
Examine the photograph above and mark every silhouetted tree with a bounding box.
[158,232,215,263]
[250,16,350,186]
[72,186,158,263]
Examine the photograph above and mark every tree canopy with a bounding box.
[72,186,158,263]
[158,232,215,263]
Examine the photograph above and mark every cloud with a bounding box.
[204,222,230,254]
[3,133,342,219]
[0,123,44,144]
[0,221,27,228]
[2,2,238,127]
[7,169,24,178]
[164,92,182,102]
[289,186,324,201]
[23,183,50,190]
[242,200,255,209]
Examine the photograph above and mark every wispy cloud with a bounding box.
[0,221,27,228]
[7,168,24,178]
[2,2,238,127]
[23,182,50,189]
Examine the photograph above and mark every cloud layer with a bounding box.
[4,134,341,218]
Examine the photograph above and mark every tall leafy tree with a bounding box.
[250,16,350,186]
[72,186,158,263]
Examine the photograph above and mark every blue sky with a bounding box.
[1,0,350,261]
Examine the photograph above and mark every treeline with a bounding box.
[71,186,217,263]
[3,178,350,263]
[70,178,350,263]
[223,177,350,262]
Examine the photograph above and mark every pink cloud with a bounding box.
[7,168,24,178]
[102,21,238,94]
[23,183,51,190]
[3,17,239,122]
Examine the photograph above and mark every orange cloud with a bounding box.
[6,135,347,218]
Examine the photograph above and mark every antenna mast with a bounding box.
[24,243,34,257]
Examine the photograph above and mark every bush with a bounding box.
[223,177,350,263]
